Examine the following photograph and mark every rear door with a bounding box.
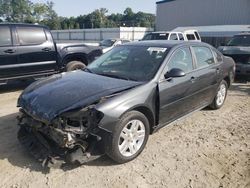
[0,25,19,80]
[15,26,57,76]
[189,45,219,107]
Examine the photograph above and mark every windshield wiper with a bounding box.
[83,67,93,73]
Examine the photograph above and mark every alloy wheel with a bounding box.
[118,120,146,157]
[216,83,226,106]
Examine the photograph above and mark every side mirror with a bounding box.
[164,68,186,79]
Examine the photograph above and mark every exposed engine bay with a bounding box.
[17,107,106,168]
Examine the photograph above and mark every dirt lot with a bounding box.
[0,81,249,188]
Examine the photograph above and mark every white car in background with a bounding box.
[100,38,131,53]
[141,30,201,42]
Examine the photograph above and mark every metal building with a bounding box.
[156,0,250,31]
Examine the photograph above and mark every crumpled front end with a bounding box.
[17,107,107,168]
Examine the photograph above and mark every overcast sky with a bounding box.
[31,0,158,17]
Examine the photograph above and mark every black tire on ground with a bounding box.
[105,111,150,164]
[209,80,228,110]
[66,61,86,72]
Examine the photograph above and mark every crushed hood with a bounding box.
[18,71,141,123]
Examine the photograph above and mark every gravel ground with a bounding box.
[0,81,249,188]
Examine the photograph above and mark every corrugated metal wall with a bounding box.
[156,0,250,31]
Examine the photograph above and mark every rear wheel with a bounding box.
[210,80,228,109]
[105,111,150,163]
[66,61,86,72]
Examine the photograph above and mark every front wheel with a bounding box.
[209,80,228,109]
[105,111,150,164]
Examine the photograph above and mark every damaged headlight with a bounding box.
[59,108,104,135]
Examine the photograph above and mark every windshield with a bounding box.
[227,35,250,47]
[100,39,116,47]
[87,46,169,81]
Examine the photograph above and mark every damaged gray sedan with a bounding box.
[17,41,235,167]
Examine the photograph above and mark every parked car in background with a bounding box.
[218,32,250,77]
[100,38,131,53]
[0,23,102,83]
[141,30,201,42]
[17,40,234,167]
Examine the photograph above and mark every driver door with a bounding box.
[158,47,197,125]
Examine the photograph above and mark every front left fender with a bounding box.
[95,82,158,133]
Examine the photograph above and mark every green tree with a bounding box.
[0,0,32,22]
[32,3,48,23]
[41,1,60,30]
[0,2,155,30]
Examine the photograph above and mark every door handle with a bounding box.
[42,48,51,52]
[216,68,220,74]
[4,49,16,54]
[190,76,197,83]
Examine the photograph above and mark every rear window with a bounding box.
[142,34,153,40]
[154,33,169,40]
[0,26,12,46]
[212,49,223,62]
[187,34,196,40]
[142,33,169,40]
[17,27,46,45]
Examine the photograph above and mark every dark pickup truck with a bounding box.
[218,32,250,77]
[0,23,102,82]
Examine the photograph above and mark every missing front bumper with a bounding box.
[18,126,104,168]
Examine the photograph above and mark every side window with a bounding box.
[178,33,184,40]
[186,34,196,40]
[193,46,215,68]
[167,47,194,73]
[194,32,200,40]
[169,33,178,40]
[0,26,12,46]
[212,49,223,62]
[17,27,46,45]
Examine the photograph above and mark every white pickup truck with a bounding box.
[142,30,201,42]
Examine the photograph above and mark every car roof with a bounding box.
[123,40,208,48]
[0,23,48,29]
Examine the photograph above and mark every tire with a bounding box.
[66,61,86,72]
[105,111,150,164]
[209,80,228,110]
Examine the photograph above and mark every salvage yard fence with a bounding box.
[51,26,246,48]
[51,27,153,42]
